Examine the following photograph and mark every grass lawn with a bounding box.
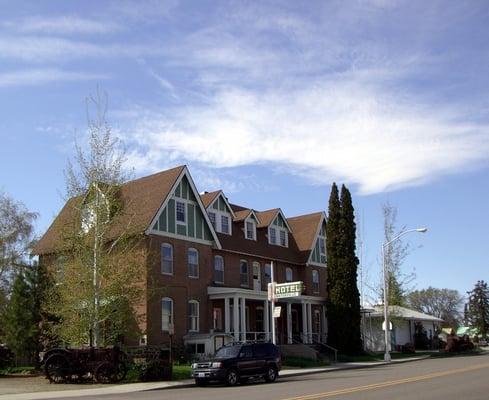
[172,364,191,380]
[0,366,36,376]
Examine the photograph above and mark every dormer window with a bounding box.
[221,215,229,234]
[269,227,277,244]
[280,230,288,247]
[176,201,186,223]
[245,220,256,240]
[209,212,216,228]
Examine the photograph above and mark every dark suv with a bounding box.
[191,342,281,386]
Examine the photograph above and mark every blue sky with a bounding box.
[1,0,488,303]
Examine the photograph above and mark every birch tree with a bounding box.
[49,89,145,347]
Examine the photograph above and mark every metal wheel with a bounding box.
[225,369,239,386]
[264,366,278,383]
[44,354,69,383]
[94,361,117,384]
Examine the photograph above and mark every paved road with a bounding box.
[55,353,489,400]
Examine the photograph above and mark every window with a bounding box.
[312,270,319,293]
[188,300,199,332]
[240,260,249,287]
[187,248,199,278]
[188,343,205,354]
[285,267,293,282]
[269,227,277,244]
[214,255,224,283]
[319,237,326,263]
[161,297,173,331]
[161,243,173,275]
[280,230,288,247]
[208,212,216,228]
[176,201,186,223]
[264,264,271,284]
[221,215,229,234]
[245,220,256,240]
[213,307,223,330]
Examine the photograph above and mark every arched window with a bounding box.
[188,300,199,332]
[285,267,293,282]
[161,243,173,275]
[188,248,199,278]
[214,255,224,283]
[161,297,173,331]
[312,270,319,293]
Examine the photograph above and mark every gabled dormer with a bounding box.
[257,209,292,247]
[203,191,235,235]
[234,209,260,240]
[147,167,221,248]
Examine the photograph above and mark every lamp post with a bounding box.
[382,227,427,362]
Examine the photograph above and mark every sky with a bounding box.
[0,0,488,304]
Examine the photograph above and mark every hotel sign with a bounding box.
[272,281,304,299]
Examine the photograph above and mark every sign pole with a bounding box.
[271,261,276,345]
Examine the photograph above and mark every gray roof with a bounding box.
[363,305,444,323]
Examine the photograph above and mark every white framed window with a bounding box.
[285,267,293,282]
[312,270,319,293]
[188,248,199,278]
[269,227,277,244]
[221,215,229,234]
[161,297,173,331]
[208,212,216,228]
[214,255,224,283]
[188,300,199,332]
[245,220,256,240]
[280,229,288,247]
[176,201,186,224]
[240,260,249,287]
[213,307,223,330]
[161,243,173,275]
[264,264,271,284]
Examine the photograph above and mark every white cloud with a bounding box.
[0,68,107,87]
[2,16,121,35]
[120,80,489,194]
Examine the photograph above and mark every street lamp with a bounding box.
[382,227,427,362]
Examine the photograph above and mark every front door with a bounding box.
[253,263,261,291]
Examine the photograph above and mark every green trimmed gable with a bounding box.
[210,194,232,213]
[311,220,327,264]
[152,175,214,242]
[272,213,287,228]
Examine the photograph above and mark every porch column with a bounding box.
[264,300,270,341]
[224,297,230,334]
[233,295,240,341]
[321,305,327,342]
[287,302,293,344]
[241,297,247,342]
[307,303,313,343]
[302,302,308,343]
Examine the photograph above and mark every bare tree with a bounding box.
[380,203,414,306]
[407,287,463,328]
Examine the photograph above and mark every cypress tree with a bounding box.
[339,185,362,354]
[326,183,344,351]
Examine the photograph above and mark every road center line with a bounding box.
[281,362,489,400]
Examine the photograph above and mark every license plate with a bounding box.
[198,372,205,377]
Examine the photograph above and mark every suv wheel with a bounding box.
[225,369,239,386]
[264,366,278,383]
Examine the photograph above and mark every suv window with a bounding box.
[215,345,241,358]
[239,345,253,358]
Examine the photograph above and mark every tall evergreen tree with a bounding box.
[339,185,362,354]
[3,271,38,361]
[465,280,489,337]
[326,183,345,351]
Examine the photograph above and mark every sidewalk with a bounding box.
[0,356,429,400]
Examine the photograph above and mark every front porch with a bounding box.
[208,286,327,345]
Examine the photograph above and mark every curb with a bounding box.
[0,356,431,400]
